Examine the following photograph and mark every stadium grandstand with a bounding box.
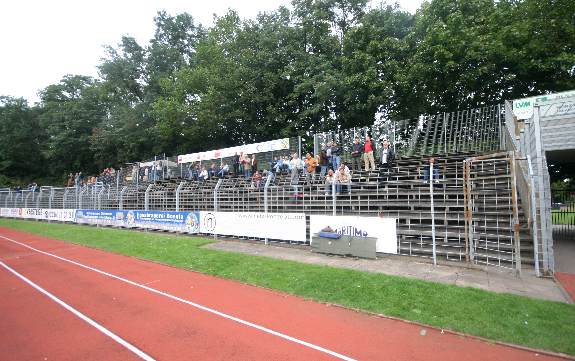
[2,92,575,278]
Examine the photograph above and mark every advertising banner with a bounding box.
[199,212,306,242]
[75,210,200,234]
[20,208,76,222]
[178,138,290,164]
[0,208,22,218]
[309,215,397,254]
[513,90,575,120]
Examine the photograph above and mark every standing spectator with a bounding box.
[251,154,258,173]
[208,163,217,179]
[324,169,336,195]
[239,152,247,176]
[325,142,333,170]
[304,153,318,185]
[233,153,241,176]
[423,157,440,183]
[67,173,74,187]
[318,150,329,178]
[351,137,363,171]
[363,135,376,171]
[335,163,352,194]
[289,153,302,186]
[331,142,342,170]
[380,140,395,172]
[244,154,252,179]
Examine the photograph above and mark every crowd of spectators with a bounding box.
[66,167,117,188]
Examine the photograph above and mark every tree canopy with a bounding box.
[1,0,574,185]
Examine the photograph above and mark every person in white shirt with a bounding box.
[324,169,336,195]
[198,166,209,182]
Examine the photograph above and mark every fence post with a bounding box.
[36,188,43,208]
[213,179,223,211]
[527,155,540,277]
[509,153,522,275]
[430,163,437,266]
[144,184,154,211]
[175,181,185,212]
[119,186,128,211]
[463,159,474,262]
[49,188,54,209]
[97,187,106,210]
[332,181,337,216]
[263,173,274,245]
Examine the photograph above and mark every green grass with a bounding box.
[1,219,574,356]
[552,210,575,225]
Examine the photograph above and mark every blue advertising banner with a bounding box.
[75,210,200,234]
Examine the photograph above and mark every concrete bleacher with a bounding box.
[132,150,529,270]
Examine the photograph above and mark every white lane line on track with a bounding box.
[0,235,358,361]
[0,260,156,361]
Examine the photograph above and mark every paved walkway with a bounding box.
[205,240,571,303]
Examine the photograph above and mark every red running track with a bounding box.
[0,227,570,361]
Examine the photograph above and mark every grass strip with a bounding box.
[1,219,574,356]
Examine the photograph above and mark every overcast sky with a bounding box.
[0,0,424,104]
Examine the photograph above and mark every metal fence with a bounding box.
[552,189,575,241]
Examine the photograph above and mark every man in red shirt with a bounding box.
[363,135,376,171]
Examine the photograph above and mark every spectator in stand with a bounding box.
[289,153,302,186]
[325,142,333,169]
[251,155,258,173]
[324,169,335,195]
[304,152,318,185]
[318,149,329,178]
[218,162,229,178]
[423,157,440,184]
[233,153,241,176]
[351,137,363,171]
[27,182,37,191]
[131,166,139,185]
[380,140,395,172]
[330,142,342,170]
[239,152,247,176]
[244,154,252,179]
[271,156,281,173]
[335,163,352,194]
[251,170,263,189]
[363,135,377,171]
[208,163,217,179]
[198,166,209,182]
[281,156,290,172]
[67,173,74,187]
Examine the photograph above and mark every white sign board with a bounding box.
[199,212,306,242]
[310,215,397,254]
[513,90,575,120]
[20,208,76,222]
[0,208,22,218]
[178,138,290,164]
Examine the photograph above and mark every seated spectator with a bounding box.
[351,137,363,171]
[198,166,209,182]
[335,163,352,194]
[251,170,263,189]
[207,163,217,178]
[324,169,336,195]
[423,157,440,183]
[218,163,230,178]
[304,152,318,185]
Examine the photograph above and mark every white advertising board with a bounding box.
[178,138,290,164]
[513,90,575,120]
[0,208,22,218]
[20,208,76,222]
[309,215,397,254]
[199,212,306,242]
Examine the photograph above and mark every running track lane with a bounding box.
[0,228,569,361]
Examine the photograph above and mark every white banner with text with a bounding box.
[199,211,306,242]
[309,215,397,254]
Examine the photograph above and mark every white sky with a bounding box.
[0,0,424,105]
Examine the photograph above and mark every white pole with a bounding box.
[430,162,437,266]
